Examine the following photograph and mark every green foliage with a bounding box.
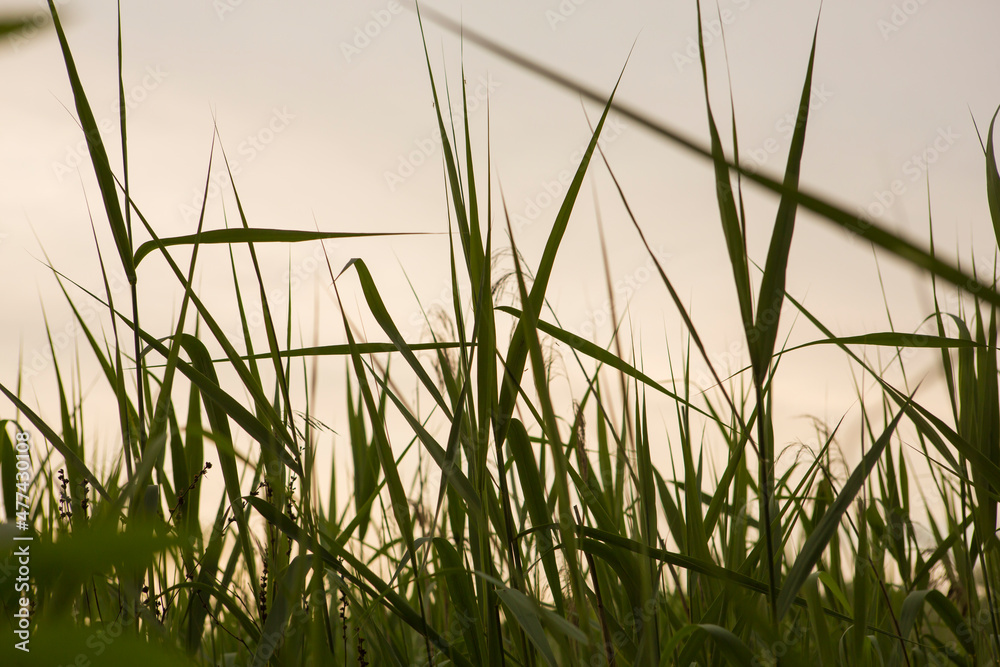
[3,2,1000,666]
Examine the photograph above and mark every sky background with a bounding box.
[1,0,999,498]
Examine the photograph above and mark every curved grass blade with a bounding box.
[776,404,907,621]
[133,228,421,267]
[0,382,110,502]
[495,587,558,667]
[413,5,1000,309]
[494,58,631,452]
[899,589,976,658]
[123,200,302,467]
[166,333,261,592]
[330,268,434,665]
[0,16,37,38]
[338,258,451,417]
[495,305,722,427]
[31,265,304,478]
[678,624,754,666]
[247,497,475,667]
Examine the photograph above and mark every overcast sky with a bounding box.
[2,0,999,482]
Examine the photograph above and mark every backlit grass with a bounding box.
[2,2,1000,666]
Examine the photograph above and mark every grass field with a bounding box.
[2,2,1000,666]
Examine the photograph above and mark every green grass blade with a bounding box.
[133,228,416,267]
[980,106,1000,247]
[416,7,1000,309]
[694,0,753,335]
[900,589,976,658]
[496,305,722,427]
[751,18,819,383]
[508,417,566,614]
[496,587,558,666]
[46,0,135,285]
[250,555,310,666]
[776,404,907,620]
[365,367,483,517]
[0,424,16,520]
[495,61,630,450]
[339,258,451,417]
[0,16,37,38]
[0,382,110,501]
[248,497,475,667]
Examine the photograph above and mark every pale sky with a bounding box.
[2,0,999,489]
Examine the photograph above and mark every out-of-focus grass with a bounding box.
[2,2,1000,666]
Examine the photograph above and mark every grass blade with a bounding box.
[776,404,907,620]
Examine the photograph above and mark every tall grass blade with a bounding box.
[980,106,1000,247]
[495,62,629,450]
[46,0,134,285]
[776,405,907,620]
[414,5,1000,308]
[751,18,819,384]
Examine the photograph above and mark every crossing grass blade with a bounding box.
[132,228,420,267]
[247,496,475,667]
[0,382,110,501]
[494,59,630,453]
[776,404,907,621]
[496,305,724,426]
[330,263,435,666]
[9,4,1000,666]
[415,4,1000,310]
[339,258,452,417]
